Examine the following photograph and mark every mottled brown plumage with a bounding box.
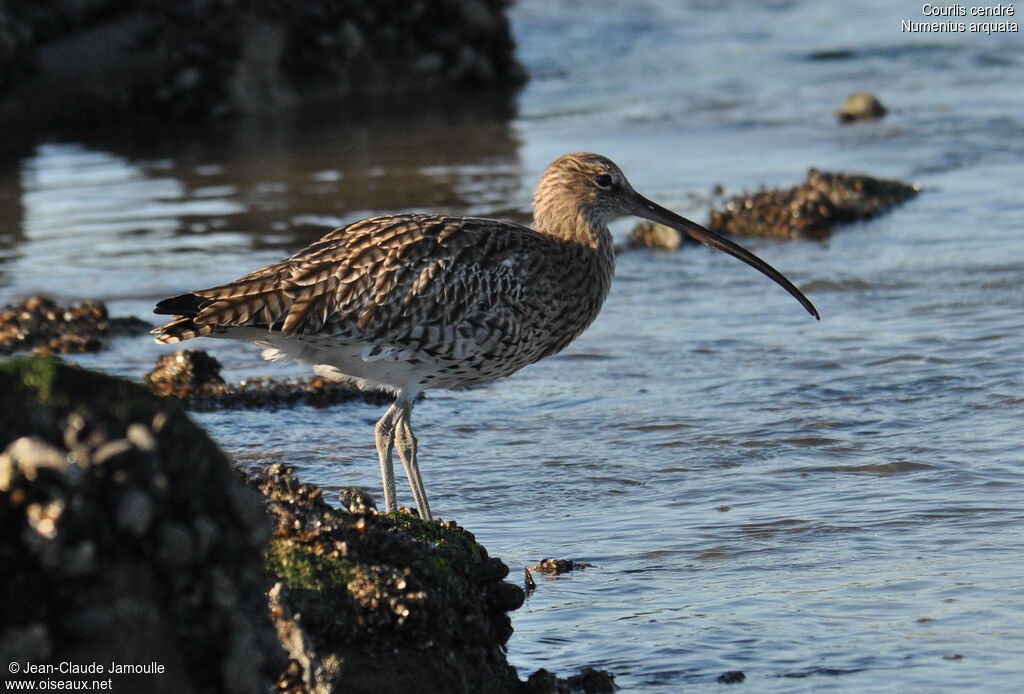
[154,153,818,521]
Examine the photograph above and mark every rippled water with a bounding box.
[3,1,1023,690]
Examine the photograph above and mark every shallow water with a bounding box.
[3,1,1024,690]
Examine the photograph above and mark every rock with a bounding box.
[145,349,391,410]
[836,92,886,122]
[0,357,284,692]
[718,670,746,683]
[626,221,683,251]
[256,464,614,692]
[530,558,584,575]
[526,667,616,693]
[708,168,919,239]
[0,296,148,356]
[255,462,527,692]
[0,0,528,131]
[144,349,227,399]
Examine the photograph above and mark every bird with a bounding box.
[153,152,819,522]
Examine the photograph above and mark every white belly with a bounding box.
[209,326,500,394]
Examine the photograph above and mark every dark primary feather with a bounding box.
[154,293,203,316]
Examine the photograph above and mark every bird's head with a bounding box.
[533,152,820,320]
[534,153,639,232]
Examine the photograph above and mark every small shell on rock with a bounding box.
[26,499,65,539]
[126,423,158,452]
[0,436,69,490]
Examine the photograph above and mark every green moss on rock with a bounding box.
[264,540,353,593]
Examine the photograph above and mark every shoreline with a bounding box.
[1,356,613,693]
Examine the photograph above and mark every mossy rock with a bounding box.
[254,464,527,691]
[0,356,282,693]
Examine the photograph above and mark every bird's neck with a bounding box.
[530,202,617,357]
[533,200,617,315]
[532,201,613,250]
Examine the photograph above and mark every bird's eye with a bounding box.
[594,173,614,189]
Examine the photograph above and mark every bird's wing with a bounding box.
[283,214,553,345]
[153,214,553,349]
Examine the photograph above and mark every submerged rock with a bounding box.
[708,168,919,239]
[718,670,746,684]
[0,296,149,356]
[526,667,616,694]
[145,349,390,411]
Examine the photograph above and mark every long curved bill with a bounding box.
[634,194,820,320]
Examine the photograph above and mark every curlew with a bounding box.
[154,153,819,521]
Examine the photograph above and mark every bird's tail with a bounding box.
[152,293,214,343]
[152,272,297,343]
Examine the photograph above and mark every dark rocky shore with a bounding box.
[0,0,526,132]
[0,357,281,693]
[1,357,614,693]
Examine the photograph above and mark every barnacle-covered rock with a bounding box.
[0,357,283,692]
[0,296,148,356]
[255,463,527,693]
[145,349,391,410]
[708,168,918,239]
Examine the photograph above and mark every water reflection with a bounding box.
[0,158,25,287]
[0,91,524,302]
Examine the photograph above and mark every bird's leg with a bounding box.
[394,399,432,522]
[374,403,400,513]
